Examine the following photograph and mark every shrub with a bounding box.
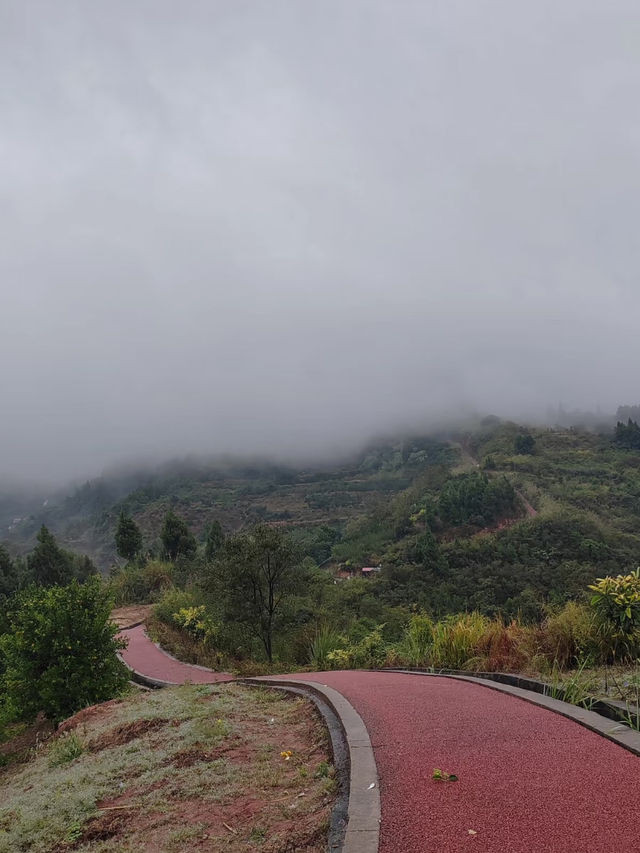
[589,568,640,661]
[109,563,149,605]
[110,560,174,605]
[48,731,85,767]
[1,578,128,725]
[326,649,352,670]
[142,560,174,595]
[154,588,201,625]
[327,627,388,669]
[172,606,217,644]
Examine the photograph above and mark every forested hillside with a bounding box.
[3,418,640,628]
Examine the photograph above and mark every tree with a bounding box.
[204,520,225,562]
[0,577,128,725]
[115,511,143,561]
[614,419,640,450]
[161,511,197,561]
[0,544,17,598]
[514,433,536,455]
[27,525,73,587]
[215,524,303,663]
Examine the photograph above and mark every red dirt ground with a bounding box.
[118,624,234,684]
[279,671,640,853]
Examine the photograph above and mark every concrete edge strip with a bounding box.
[245,677,380,853]
[386,669,640,757]
[118,625,224,675]
[116,652,181,688]
[112,618,146,631]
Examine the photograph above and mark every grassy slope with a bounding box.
[0,684,334,853]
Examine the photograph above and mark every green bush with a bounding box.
[48,731,85,767]
[154,588,201,626]
[589,568,640,661]
[0,578,129,725]
[327,627,388,669]
[172,606,217,644]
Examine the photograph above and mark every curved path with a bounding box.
[119,628,640,852]
[119,624,233,685]
[268,671,640,853]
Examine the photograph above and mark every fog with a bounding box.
[2,1,640,483]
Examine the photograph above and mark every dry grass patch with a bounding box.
[0,684,333,853]
[110,605,154,630]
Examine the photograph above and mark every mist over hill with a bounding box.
[3,2,640,483]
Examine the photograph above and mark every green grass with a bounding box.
[0,684,333,853]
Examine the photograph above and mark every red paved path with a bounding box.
[119,624,233,684]
[279,671,640,853]
[118,630,640,852]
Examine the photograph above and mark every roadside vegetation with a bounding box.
[0,683,334,853]
[3,413,640,751]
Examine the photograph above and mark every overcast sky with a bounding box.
[2,1,640,483]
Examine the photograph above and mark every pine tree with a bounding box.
[204,520,225,561]
[0,544,17,597]
[27,525,73,587]
[160,511,197,561]
[115,511,143,561]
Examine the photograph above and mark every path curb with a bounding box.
[247,677,380,853]
[385,669,640,757]
[117,626,233,687]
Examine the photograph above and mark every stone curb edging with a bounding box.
[384,667,640,728]
[385,669,640,757]
[112,618,146,631]
[116,626,232,686]
[245,677,380,853]
[116,652,181,688]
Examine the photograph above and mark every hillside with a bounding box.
[4,418,640,625]
[0,437,456,570]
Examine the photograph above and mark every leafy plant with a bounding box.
[547,658,597,710]
[172,605,217,644]
[1,578,129,725]
[398,612,434,667]
[430,612,490,670]
[432,768,458,782]
[48,732,85,767]
[308,626,344,669]
[589,569,640,661]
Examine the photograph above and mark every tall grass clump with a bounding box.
[308,626,344,669]
[539,602,598,669]
[397,612,434,667]
[469,619,534,672]
[430,612,491,670]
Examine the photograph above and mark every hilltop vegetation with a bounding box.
[2,416,640,675]
[3,414,640,763]
[0,438,455,569]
